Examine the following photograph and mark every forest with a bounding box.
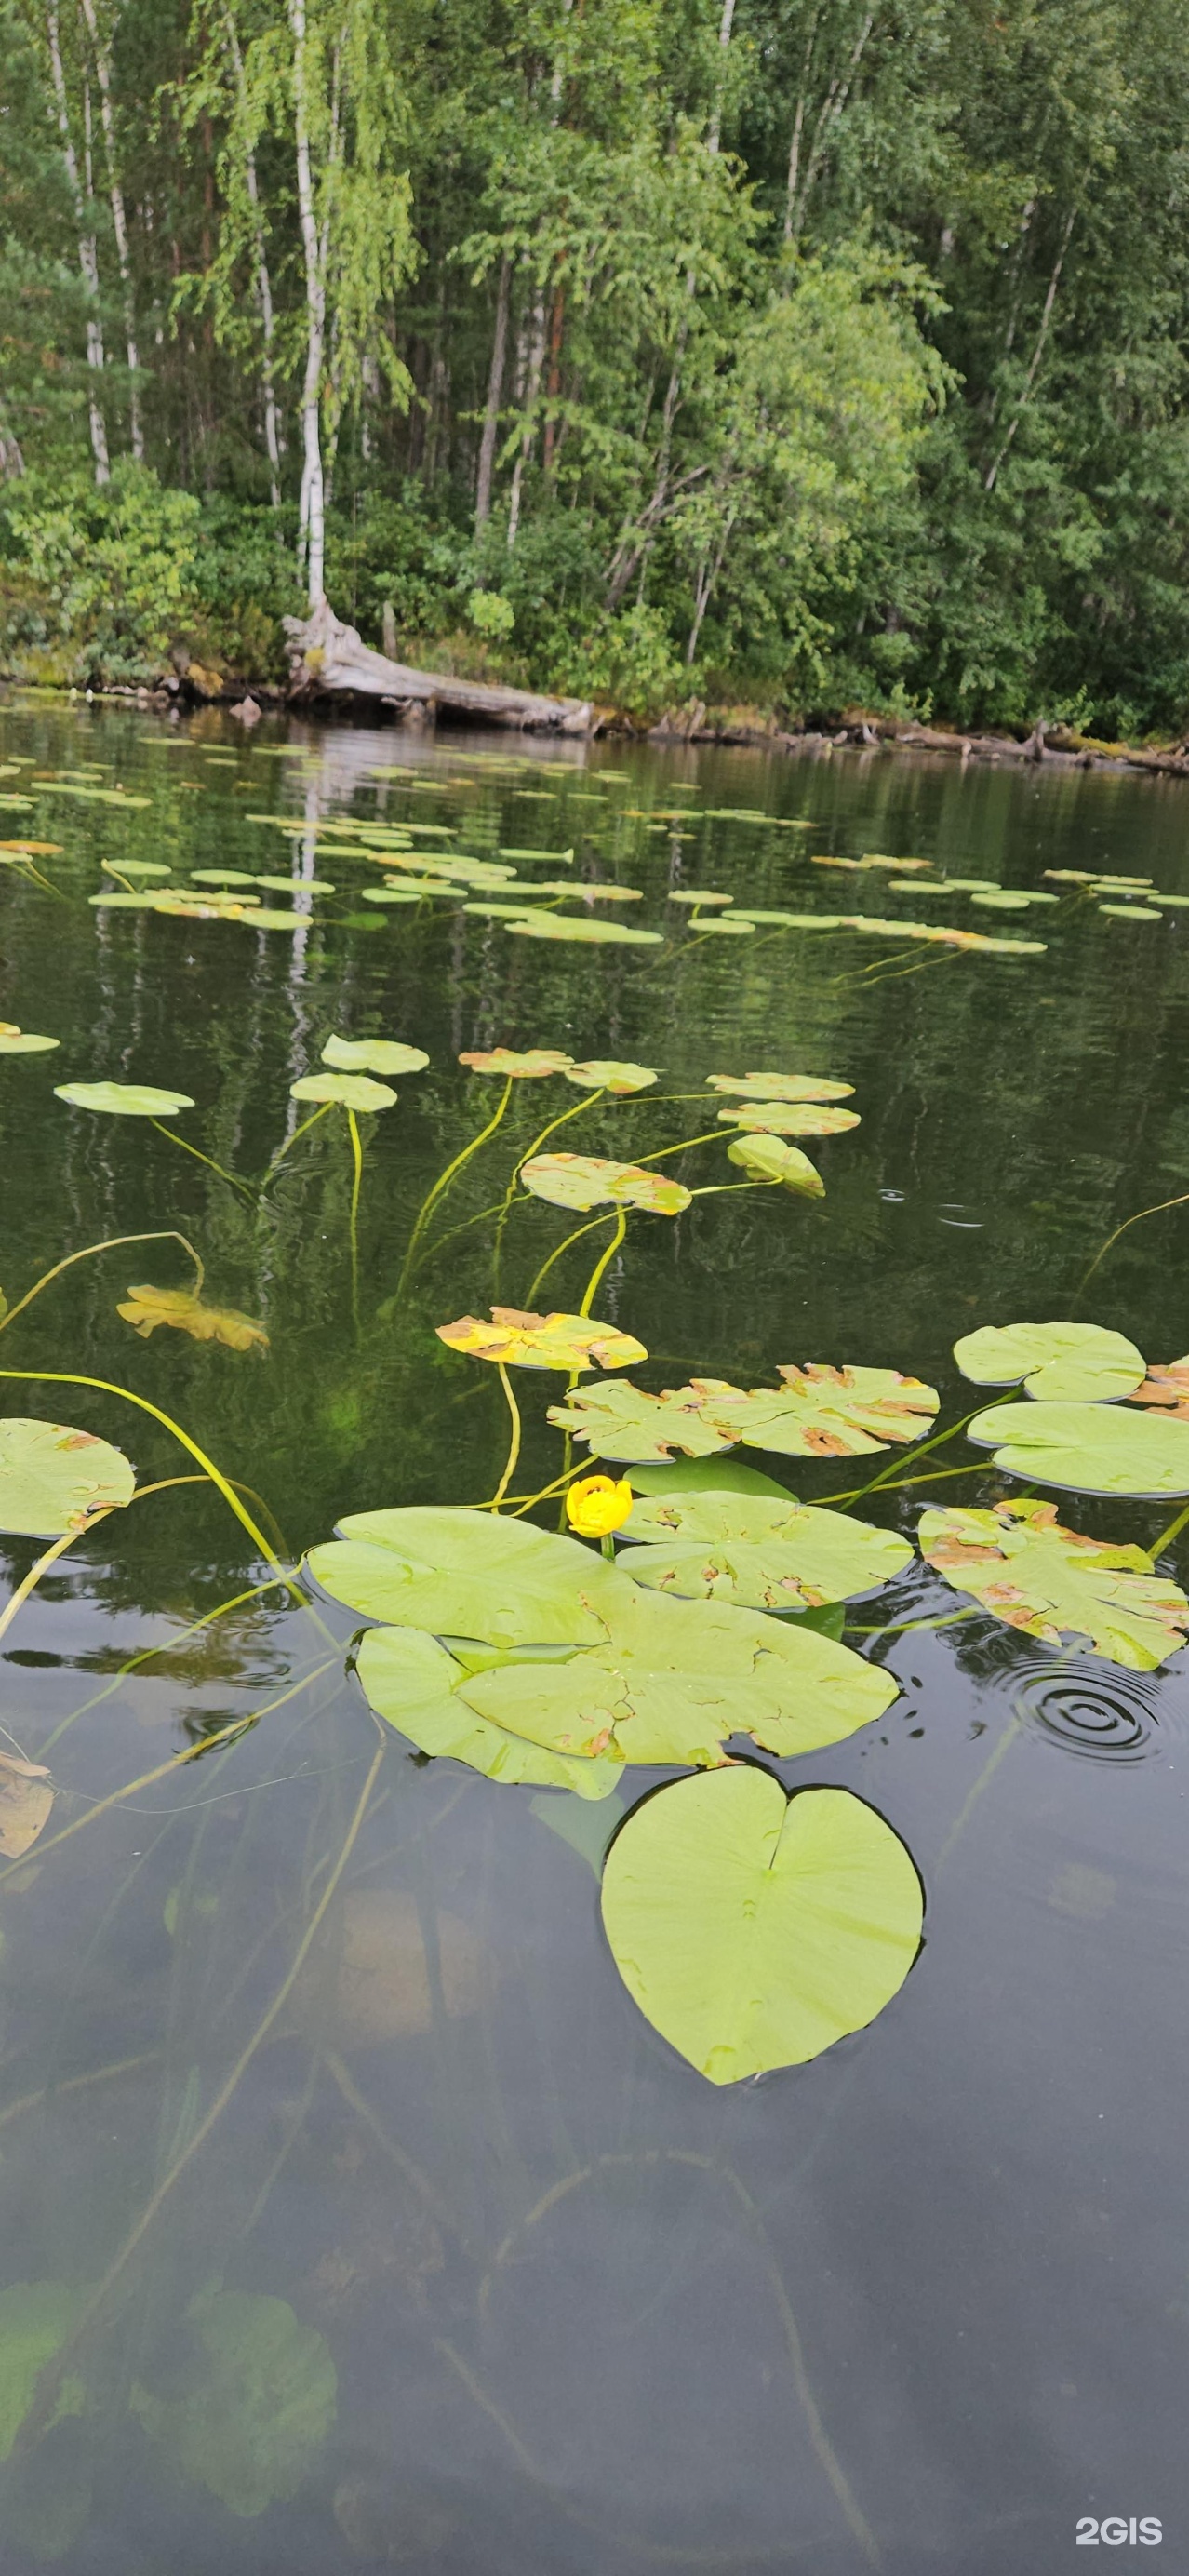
[3,0,1189,737]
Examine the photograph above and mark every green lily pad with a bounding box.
[564,1060,659,1093]
[953,1321,1145,1402]
[1099,903,1163,920]
[718,1103,860,1136]
[967,1401,1189,1497]
[628,1456,796,1500]
[234,909,313,929]
[356,1626,621,1797]
[550,1365,940,1463]
[667,890,733,906]
[600,1770,922,2083]
[726,1134,825,1194]
[254,875,335,894]
[54,1080,194,1117]
[690,917,755,935]
[706,1072,855,1102]
[464,900,539,919]
[520,1153,690,1215]
[101,859,171,879]
[191,868,257,887]
[620,1489,912,1610]
[436,1307,646,1371]
[0,1418,134,1535]
[322,1035,428,1076]
[498,846,574,863]
[0,2285,86,2459]
[131,2287,336,2520]
[289,1072,396,1110]
[365,884,455,906]
[459,1049,573,1078]
[0,1030,58,1054]
[89,891,159,909]
[919,1496,1189,1669]
[307,1505,627,1647]
[507,916,662,946]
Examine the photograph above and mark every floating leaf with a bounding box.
[969,889,1058,909]
[498,845,574,863]
[520,1153,690,1215]
[458,1048,573,1079]
[620,1489,912,1610]
[691,917,755,934]
[116,1284,268,1352]
[131,2288,336,2519]
[0,1418,134,1534]
[550,1365,939,1464]
[289,1072,396,1110]
[601,1770,922,2083]
[0,1029,58,1054]
[717,1103,860,1136]
[967,1401,1189,1497]
[705,1072,854,1103]
[0,840,61,855]
[54,1080,194,1118]
[322,1035,428,1076]
[953,1321,1145,1402]
[726,1134,824,1194]
[101,859,171,879]
[919,1496,1189,1670]
[0,1753,53,1858]
[564,1060,658,1093]
[0,2286,86,2459]
[435,1305,646,1371]
[254,874,335,894]
[309,1505,626,1646]
[235,908,314,931]
[1099,903,1162,920]
[668,890,733,907]
[463,900,539,918]
[191,868,257,887]
[356,1626,620,1796]
[507,916,662,946]
[1128,1357,1189,1419]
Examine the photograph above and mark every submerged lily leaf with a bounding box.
[289,1072,396,1110]
[0,2285,86,2459]
[967,1400,1189,1497]
[520,1153,690,1215]
[54,1080,194,1117]
[621,1488,912,1610]
[131,2288,336,2519]
[705,1072,854,1102]
[726,1134,824,1194]
[116,1284,268,1352]
[322,1034,428,1076]
[550,1365,940,1463]
[0,1029,58,1054]
[954,1321,1145,1402]
[0,1417,134,1534]
[718,1103,860,1136]
[458,1048,573,1078]
[564,1060,659,1093]
[356,1626,621,1796]
[436,1306,647,1371]
[309,1505,626,1646]
[601,1770,922,2084]
[919,1496,1189,1670]
[507,916,662,946]
[0,1752,53,1858]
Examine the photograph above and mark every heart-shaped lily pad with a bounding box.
[0,1417,135,1535]
[725,1134,824,1194]
[601,1770,922,2083]
[564,1060,659,1093]
[322,1035,429,1075]
[621,1488,912,1609]
[520,1154,690,1216]
[550,1365,940,1463]
[54,1080,194,1117]
[290,1072,396,1110]
[459,1049,574,1078]
[717,1103,860,1136]
[309,1505,626,1646]
[705,1072,854,1103]
[356,1626,621,1797]
[954,1322,1145,1402]
[919,1496,1189,1670]
[436,1306,646,1371]
[967,1400,1189,1497]
[0,1029,59,1054]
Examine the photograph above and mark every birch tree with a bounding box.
[43,0,110,480]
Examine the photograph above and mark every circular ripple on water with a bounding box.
[1013,1657,1157,1762]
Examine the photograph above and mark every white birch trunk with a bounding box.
[46,2,109,481]
[77,0,142,458]
[224,10,282,506]
[288,0,326,604]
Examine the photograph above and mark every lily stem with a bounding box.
[346,1107,363,1336]
[398,1075,514,1292]
[0,1230,204,1338]
[148,1120,253,1200]
[489,1362,523,1509]
[578,1207,626,1316]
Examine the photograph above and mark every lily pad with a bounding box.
[726,1134,824,1194]
[54,1080,194,1118]
[322,1035,428,1076]
[0,1417,134,1534]
[498,846,574,864]
[953,1321,1145,1402]
[967,1401,1189,1497]
[600,1770,923,2083]
[101,859,171,879]
[668,890,733,906]
[620,1489,912,1610]
[365,884,456,906]
[1099,903,1163,920]
[564,1060,659,1093]
[459,1049,574,1079]
[436,1306,647,1371]
[0,2286,86,2458]
[191,868,257,887]
[0,1029,58,1054]
[131,2287,336,2519]
[520,1154,690,1216]
[550,1365,940,1463]
[0,1752,54,1857]
[308,1505,626,1646]
[717,1103,861,1136]
[690,917,755,935]
[356,1626,621,1796]
[289,1073,396,1110]
[705,1072,854,1103]
[116,1285,268,1351]
[919,1496,1189,1670]
[507,916,662,946]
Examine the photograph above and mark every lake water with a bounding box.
[0,694,1185,2574]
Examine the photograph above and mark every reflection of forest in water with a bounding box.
[0,703,1187,2569]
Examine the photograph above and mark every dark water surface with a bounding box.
[0,695,1186,2575]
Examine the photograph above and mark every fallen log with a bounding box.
[283,597,592,733]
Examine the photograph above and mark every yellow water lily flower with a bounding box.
[567,1474,635,1539]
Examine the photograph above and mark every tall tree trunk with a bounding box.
[77,0,142,458]
[783,7,822,240]
[474,250,510,527]
[984,208,1075,493]
[786,8,876,235]
[224,9,282,507]
[288,0,326,603]
[507,292,547,549]
[46,2,109,482]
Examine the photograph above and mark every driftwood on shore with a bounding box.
[283,598,592,732]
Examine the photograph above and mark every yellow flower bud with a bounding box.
[566,1474,634,1540]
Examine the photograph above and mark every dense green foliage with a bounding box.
[3,0,1189,732]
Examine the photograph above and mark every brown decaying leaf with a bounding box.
[116,1284,269,1352]
[0,1752,53,1857]
[1129,1358,1189,1420]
